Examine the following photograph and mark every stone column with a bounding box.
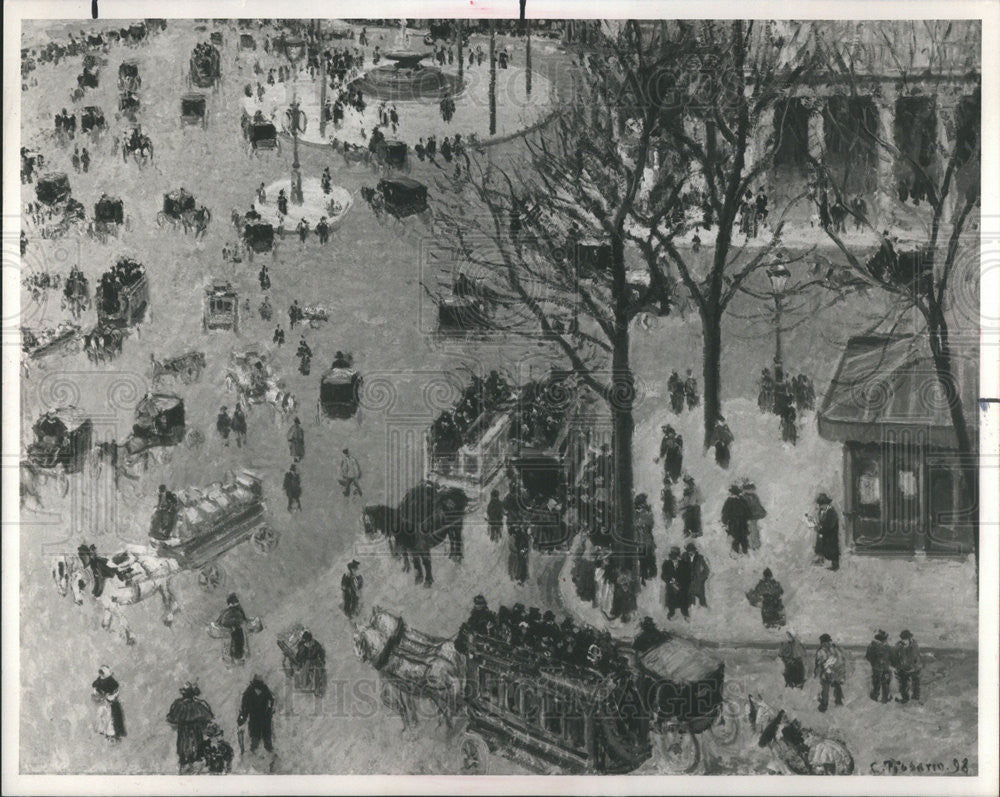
[875,82,898,229]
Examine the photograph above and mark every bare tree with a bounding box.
[430,22,674,610]
[807,20,980,569]
[630,20,816,447]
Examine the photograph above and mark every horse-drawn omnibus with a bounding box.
[180,93,208,128]
[203,280,239,333]
[23,407,92,497]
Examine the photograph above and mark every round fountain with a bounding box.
[348,50,464,102]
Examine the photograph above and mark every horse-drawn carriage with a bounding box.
[150,351,206,387]
[80,106,106,136]
[97,259,148,328]
[243,112,281,154]
[83,323,126,364]
[24,407,92,497]
[378,177,430,220]
[243,221,275,255]
[158,189,195,230]
[109,393,203,474]
[118,60,141,92]
[21,322,83,363]
[203,280,239,333]
[92,195,127,241]
[150,470,278,590]
[118,91,141,118]
[36,172,71,206]
[374,139,410,174]
[77,65,99,90]
[189,42,221,89]
[180,93,208,128]
[319,362,362,419]
[438,274,494,333]
[353,607,653,774]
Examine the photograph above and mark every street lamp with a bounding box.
[767,264,791,410]
[284,36,306,206]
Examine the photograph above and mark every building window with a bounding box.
[773,98,810,167]
[894,96,938,203]
[857,457,881,508]
[479,668,499,704]
[897,469,918,498]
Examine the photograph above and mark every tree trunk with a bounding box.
[701,305,723,448]
[927,307,977,582]
[525,19,532,96]
[489,22,497,136]
[609,234,638,614]
[457,18,463,79]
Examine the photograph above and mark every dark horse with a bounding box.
[362,482,469,588]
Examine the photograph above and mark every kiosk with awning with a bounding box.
[817,335,976,556]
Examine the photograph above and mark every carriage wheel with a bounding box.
[251,525,279,554]
[58,471,70,497]
[158,447,174,465]
[657,725,701,773]
[459,734,491,775]
[186,428,204,449]
[180,365,196,384]
[156,211,168,228]
[198,563,225,591]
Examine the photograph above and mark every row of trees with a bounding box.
[431,20,981,605]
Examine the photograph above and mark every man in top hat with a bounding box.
[865,629,892,703]
[740,479,767,550]
[167,682,214,773]
[283,462,302,512]
[679,474,702,538]
[238,674,275,754]
[812,493,840,570]
[661,546,691,620]
[891,630,922,703]
[486,488,504,542]
[633,616,670,654]
[722,484,751,554]
[684,542,710,609]
[341,560,363,618]
[216,406,231,446]
[656,424,684,484]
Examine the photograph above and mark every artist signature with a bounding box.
[870,758,971,775]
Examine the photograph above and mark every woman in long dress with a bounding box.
[92,665,126,741]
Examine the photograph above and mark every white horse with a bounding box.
[51,546,181,644]
[264,383,296,425]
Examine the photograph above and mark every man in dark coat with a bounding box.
[167,682,214,773]
[891,630,922,703]
[341,560,363,618]
[865,629,892,703]
[813,493,840,570]
[486,488,504,542]
[655,424,683,484]
[683,369,699,410]
[216,406,231,446]
[660,547,690,620]
[216,593,250,664]
[668,371,684,414]
[78,543,117,597]
[779,631,806,688]
[231,405,247,448]
[283,463,302,511]
[238,675,275,753]
[91,665,126,741]
[722,484,751,554]
[294,630,326,697]
[684,542,710,609]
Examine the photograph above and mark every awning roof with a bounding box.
[36,407,89,433]
[817,335,977,449]
[136,392,183,415]
[639,636,723,683]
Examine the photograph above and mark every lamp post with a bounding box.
[767,264,790,413]
[316,20,327,140]
[284,36,306,206]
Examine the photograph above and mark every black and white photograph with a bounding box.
[3,1,998,794]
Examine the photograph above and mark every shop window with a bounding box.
[479,668,499,704]
[506,679,521,714]
[897,469,918,498]
[857,457,881,508]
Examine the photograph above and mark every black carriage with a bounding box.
[93,195,126,239]
[78,67,99,89]
[27,408,93,475]
[190,42,221,89]
[247,120,279,152]
[319,365,362,419]
[158,189,196,228]
[243,222,274,253]
[203,280,239,332]
[239,34,256,51]
[97,259,148,328]
[180,93,208,127]
[377,139,410,172]
[22,323,83,362]
[80,106,106,134]
[119,91,141,116]
[130,392,187,449]
[128,23,147,43]
[378,177,428,218]
[36,172,71,206]
[118,60,141,92]
[461,630,651,774]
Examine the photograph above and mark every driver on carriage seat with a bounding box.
[78,543,117,597]
[330,350,351,370]
[150,484,180,540]
[246,204,261,222]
